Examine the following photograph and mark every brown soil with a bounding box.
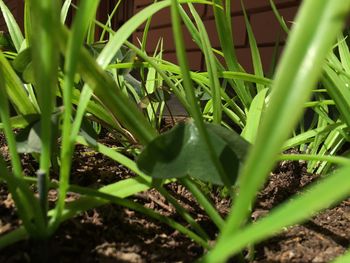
[0,134,349,263]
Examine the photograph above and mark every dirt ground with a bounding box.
[0,133,349,263]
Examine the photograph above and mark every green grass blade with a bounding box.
[0,227,27,249]
[61,0,72,23]
[180,178,224,230]
[283,123,345,150]
[189,3,222,124]
[77,135,210,240]
[212,0,252,109]
[30,0,60,172]
[97,0,210,67]
[315,130,345,174]
[332,250,350,263]
[62,184,210,248]
[126,41,191,110]
[322,64,350,127]
[0,166,45,236]
[178,4,202,48]
[70,88,127,137]
[97,0,172,67]
[241,88,268,143]
[278,153,350,166]
[0,52,37,114]
[213,0,350,251]
[0,0,24,51]
[269,0,290,34]
[19,174,207,249]
[170,0,231,187]
[100,0,122,41]
[24,0,32,47]
[0,173,153,249]
[76,136,149,178]
[57,26,157,145]
[140,0,155,53]
[29,0,61,232]
[0,69,45,236]
[202,163,350,262]
[51,0,101,231]
[337,33,350,72]
[241,0,265,92]
[0,114,39,129]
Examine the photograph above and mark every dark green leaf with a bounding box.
[137,121,250,186]
[12,47,31,73]
[79,117,99,145]
[12,48,35,84]
[15,110,61,154]
[22,62,35,84]
[16,120,42,153]
[0,31,14,51]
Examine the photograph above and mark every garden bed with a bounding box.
[0,133,349,263]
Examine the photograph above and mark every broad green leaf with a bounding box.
[137,121,249,186]
[170,0,232,187]
[0,114,39,129]
[15,111,61,154]
[22,62,34,84]
[12,47,34,83]
[12,47,31,72]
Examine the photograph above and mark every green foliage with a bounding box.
[0,1,350,262]
[138,121,249,186]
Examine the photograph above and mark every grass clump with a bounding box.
[1,1,350,262]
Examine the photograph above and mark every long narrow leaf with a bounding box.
[202,163,350,262]
[51,0,101,231]
[0,0,24,51]
[212,0,252,108]
[241,0,265,92]
[209,0,350,259]
[189,3,222,123]
[0,53,36,114]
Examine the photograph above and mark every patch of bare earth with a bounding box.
[0,133,349,262]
